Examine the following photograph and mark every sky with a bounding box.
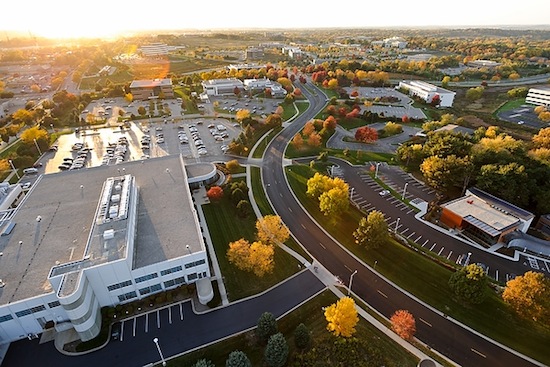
[3,0,550,39]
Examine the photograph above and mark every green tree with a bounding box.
[236,200,251,218]
[192,359,215,367]
[264,333,289,367]
[294,323,310,350]
[475,162,530,207]
[226,350,251,367]
[448,264,488,304]
[256,312,278,342]
[137,106,147,117]
[353,210,388,250]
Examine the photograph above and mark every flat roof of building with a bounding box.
[0,155,203,304]
[130,78,172,88]
[441,195,520,235]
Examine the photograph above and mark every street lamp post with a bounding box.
[348,270,358,296]
[374,162,381,179]
[465,252,472,266]
[33,139,42,156]
[152,337,167,366]
[401,183,408,200]
[8,160,20,179]
[395,217,400,233]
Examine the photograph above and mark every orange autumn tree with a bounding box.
[502,271,550,322]
[206,186,224,201]
[391,310,416,340]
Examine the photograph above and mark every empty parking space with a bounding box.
[115,303,186,342]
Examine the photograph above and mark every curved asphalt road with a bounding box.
[261,81,543,367]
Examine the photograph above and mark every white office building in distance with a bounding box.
[0,155,212,344]
[525,86,550,107]
[398,80,456,108]
[201,78,244,96]
[244,78,287,98]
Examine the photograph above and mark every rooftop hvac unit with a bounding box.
[109,205,119,218]
[111,194,120,203]
[103,229,115,240]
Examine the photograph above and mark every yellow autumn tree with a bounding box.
[236,109,251,122]
[20,126,48,145]
[256,215,289,245]
[390,310,416,340]
[319,185,349,217]
[324,297,358,338]
[227,239,274,277]
[502,271,550,322]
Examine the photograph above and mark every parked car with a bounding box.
[23,168,38,175]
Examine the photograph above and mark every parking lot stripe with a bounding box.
[545,261,550,273]
[415,236,422,243]
[422,239,429,247]
[401,227,409,235]
[120,320,125,341]
[430,243,436,251]
[406,209,415,214]
[437,247,444,256]
[179,302,184,320]
[407,231,416,239]
[447,250,453,260]
[157,310,161,329]
[145,313,149,333]
[133,318,137,337]
[168,306,172,324]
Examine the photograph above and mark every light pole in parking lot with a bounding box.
[8,160,19,179]
[374,162,381,179]
[401,183,408,200]
[152,337,167,366]
[395,217,400,233]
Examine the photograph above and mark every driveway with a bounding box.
[326,123,421,154]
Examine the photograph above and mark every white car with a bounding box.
[379,190,390,196]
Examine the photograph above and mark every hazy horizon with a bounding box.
[3,0,550,39]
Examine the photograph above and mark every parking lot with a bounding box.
[44,118,239,173]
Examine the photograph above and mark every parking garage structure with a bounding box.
[0,155,212,345]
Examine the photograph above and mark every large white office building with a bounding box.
[398,80,456,108]
[0,155,212,344]
[525,86,550,107]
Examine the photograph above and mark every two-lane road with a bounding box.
[261,81,542,367]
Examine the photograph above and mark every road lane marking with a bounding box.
[419,318,432,327]
[344,264,352,272]
[301,223,306,229]
[288,207,292,213]
[145,313,148,333]
[157,310,161,329]
[319,242,326,249]
[377,290,388,298]
[471,348,486,358]
[279,193,283,197]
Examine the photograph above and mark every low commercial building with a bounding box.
[467,60,502,68]
[129,78,174,100]
[201,78,244,96]
[243,78,287,98]
[440,188,534,246]
[398,80,455,108]
[0,156,212,344]
[525,86,550,107]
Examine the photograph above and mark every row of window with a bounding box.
[164,276,186,288]
[118,291,137,302]
[107,280,132,291]
[15,305,46,318]
[160,265,182,276]
[135,273,158,283]
[184,259,206,269]
[139,283,162,296]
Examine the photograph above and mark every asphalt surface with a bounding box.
[2,271,325,367]
[261,81,543,367]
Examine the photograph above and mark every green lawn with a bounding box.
[285,164,550,365]
[201,191,301,301]
[164,290,418,367]
[251,127,282,159]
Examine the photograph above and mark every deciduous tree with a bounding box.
[319,185,349,217]
[227,239,274,276]
[532,127,550,149]
[192,359,215,367]
[353,210,388,250]
[448,263,488,304]
[256,215,289,245]
[502,271,550,322]
[236,109,251,122]
[390,310,416,340]
[20,126,48,145]
[355,126,378,143]
[206,186,224,201]
[291,133,304,150]
[324,297,358,338]
[307,132,322,147]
